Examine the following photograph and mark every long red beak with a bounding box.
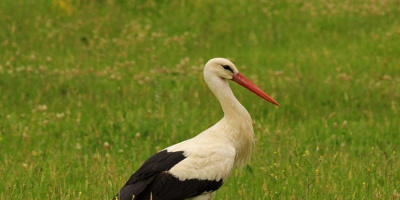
[231,73,280,106]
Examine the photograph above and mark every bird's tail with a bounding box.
[113,178,155,200]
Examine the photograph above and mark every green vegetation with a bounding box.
[1,0,399,199]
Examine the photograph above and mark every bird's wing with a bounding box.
[114,150,186,200]
[168,144,236,181]
[143,171,223,200]
[115,145,236,200]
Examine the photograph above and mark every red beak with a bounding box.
[231,73,280,106]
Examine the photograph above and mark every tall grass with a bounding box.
[1,0,399,199]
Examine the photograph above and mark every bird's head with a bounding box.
[204,58,238,80]
[204,58,280,106]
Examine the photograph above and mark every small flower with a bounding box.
[23,127,29,140]
[383,75,392,81]
[22,163,28,170]
[38,105,48,112]
[342,120,348,129]
[338,73,352,81]
[39,65,46,72]
[56,113,65,120]
[104,142,110,150]
[30,54,36,62]
[135,133,141,139]
[274,70,284,76]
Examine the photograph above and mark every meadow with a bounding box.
[1,0,400,199]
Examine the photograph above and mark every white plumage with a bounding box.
[114,58,279,200]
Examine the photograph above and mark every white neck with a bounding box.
[204,74,254,166]
[204,74,248,118]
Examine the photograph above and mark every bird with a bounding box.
[114,58,279,200]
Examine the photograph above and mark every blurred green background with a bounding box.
[1,0,399,199]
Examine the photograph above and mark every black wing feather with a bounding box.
[146,172,223,200]
[114,150,224,200]
[126,150,186,184]
[114,150,186,200]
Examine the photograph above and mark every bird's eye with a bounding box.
[221,65,234,73]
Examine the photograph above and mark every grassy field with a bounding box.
[1,0,400,199]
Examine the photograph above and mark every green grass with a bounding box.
[1,0,400,199]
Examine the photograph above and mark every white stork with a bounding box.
[114,58,279,200]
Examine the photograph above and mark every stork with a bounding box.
[114,58,279,200]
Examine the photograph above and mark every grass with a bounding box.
[1,0,399,199]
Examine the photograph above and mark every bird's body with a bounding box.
[114,58,279,200]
